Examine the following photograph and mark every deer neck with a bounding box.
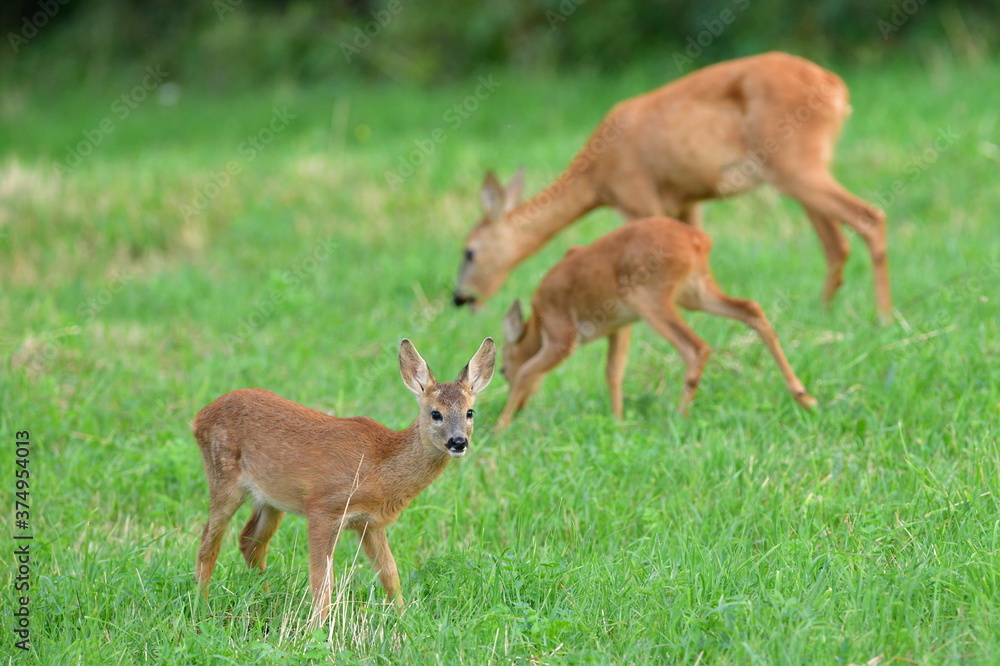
[380,421,452,500]
[522,310,544,357]
[505,169,599,264]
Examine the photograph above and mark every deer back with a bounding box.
[193,388,409,517]
[534,218,711,331]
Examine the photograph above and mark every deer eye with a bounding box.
[466,409,474,419]
[430,410,443,422]
[464,248,474,262]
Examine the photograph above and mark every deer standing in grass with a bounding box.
[496,217,815,430]
[193,338,495,626]
[454,51,890,321]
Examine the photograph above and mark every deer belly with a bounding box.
[239,475,306,515]
[575,301,637,343]
[715,157,767,196]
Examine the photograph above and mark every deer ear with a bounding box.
[399,339,436,396]
[457,337,495,395]
[503,299,526,343]
[504,166,525,213]
[480,171,505,221]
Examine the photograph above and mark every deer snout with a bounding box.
[446,436,468,456]
[453,291,476,308]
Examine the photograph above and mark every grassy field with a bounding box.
[1,51,998,663]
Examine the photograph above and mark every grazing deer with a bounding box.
[496,217,815,430]
[454,51,890,321]
[192,338,495,626]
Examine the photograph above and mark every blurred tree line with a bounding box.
[1,0,993,89]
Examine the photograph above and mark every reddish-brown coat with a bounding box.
[497,217,816,429]
[193,339,495,627]
[455,52,890,320]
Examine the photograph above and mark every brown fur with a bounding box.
[193,338,495,627]
[455,52,890,320]
[497,217,816,429]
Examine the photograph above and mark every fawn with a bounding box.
[193,338,495,625]
[455,52,889,321]
[496,217,816,429]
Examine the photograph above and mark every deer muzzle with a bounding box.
[453,291,477,308]
[446,436,468,456]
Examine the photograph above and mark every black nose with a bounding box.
[447,437,468,452]
[453,292,474,307]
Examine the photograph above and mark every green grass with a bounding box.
[2,50,998,663]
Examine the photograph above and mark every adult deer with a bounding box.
[454,51,890,321]
[193,338,495,627]
[496,217,815,430]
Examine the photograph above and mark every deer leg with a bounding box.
[305,512,341,627]
[195,482,246,593]
[781,174,891,321]
[631,294,711,415]
[239,504,285,582]
[358,525,403,608]
[680,274,817,409]
[612,178,664,221]
[804,207,851,308]
[496,327,576,430]
[606,325,632,419]
[678,202,704,229]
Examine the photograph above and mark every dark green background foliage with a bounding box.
[2,0,997,88]
[2,0,999,663]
